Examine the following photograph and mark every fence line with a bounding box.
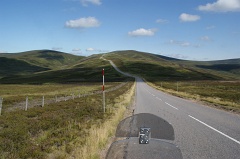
[0,82,129,115]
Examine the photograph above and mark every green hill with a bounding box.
[0,50,85,79]
[0,50,85,70]
[0,49,239,84]
[0,57,49,78]
[0,54,130,84]
[104,50,240,81]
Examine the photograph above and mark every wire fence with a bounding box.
[0,82,128,115]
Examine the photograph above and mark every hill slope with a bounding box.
[0,54,130,84]
[172,58,240,77]
[0,57,49,78]
[104,50,240,81]
[0,50,239,84]
[0,50,84,70]
[0,50,85,79]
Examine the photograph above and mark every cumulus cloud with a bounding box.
[206,25,216,30]
[166,54,189,59]
[86,48,95,51]
[72,48,81,51]
[156,19,169,24]
[65,17,100,28]
[200,36,211,41]
[85,48,108,52]
[128,28,157,37]
[179,13,201,22]
[0,50,8,53]
[71,48,82,54]
[198,0,240,12]
[81,0,102,6]
[169,40,191,47]
[52,47,63,51]
[168,40,201,48]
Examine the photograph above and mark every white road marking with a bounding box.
[188,115,240,145]
[165,102,179,110]
[156,97,162,101]
[152,94,155,96]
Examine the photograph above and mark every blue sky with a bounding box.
[0,0,240,60]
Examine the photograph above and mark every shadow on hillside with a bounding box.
[0,65,133,84]
[1,60,238,84]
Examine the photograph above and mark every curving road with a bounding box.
[134,78,240,159]
[104,57,240,159]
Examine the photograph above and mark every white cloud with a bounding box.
[86,48,95,51]
[156,19,169,24]
[167,54,189,59]
[81,0,101,6]
[168,40,201,48]
[72,48,81,51]
[206,25,216,30]
[52,47,63,51]
[169,40,191,47]
[198,0,240,12]
[0,50,8,53]
[179,13,201,22]
[65,17,100,28]
[71,48,82,54]
[128,28,157,37]
[200,36,211,41]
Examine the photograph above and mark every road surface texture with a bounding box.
[104,57,240,159]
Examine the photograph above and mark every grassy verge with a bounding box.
[0,82,121,111]
[69,81,135,159]
[145,80,240,113]
[0,80,135,159]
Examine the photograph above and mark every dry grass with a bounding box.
[67,81,136,159]
[0,80,135,159]
[146,80,240,113]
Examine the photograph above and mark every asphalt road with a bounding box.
[105,57,240,159]
[134,78,240,159]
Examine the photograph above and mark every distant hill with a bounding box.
[173,58,240,77]
[0,50,84,70]
[0,49,239,84]
[0,50,85,79]
[104,50,240,81]
[0,57,49,78]
[0,54,129,84]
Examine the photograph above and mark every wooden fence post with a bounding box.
[25,96,28,111]
[0,97,3,115]
[72,93,75,100]
[42,96,44,107]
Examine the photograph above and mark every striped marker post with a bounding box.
[102,68,106,113]
[0,97,3,115]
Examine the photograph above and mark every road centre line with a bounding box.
[156,97,162,101]
[165,102,179,110]
[188,115,240,145]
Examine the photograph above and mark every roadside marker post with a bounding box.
[25,96,28,111]
[0,97,3,115]
[102,68,106,113]
[42,96,44,107]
